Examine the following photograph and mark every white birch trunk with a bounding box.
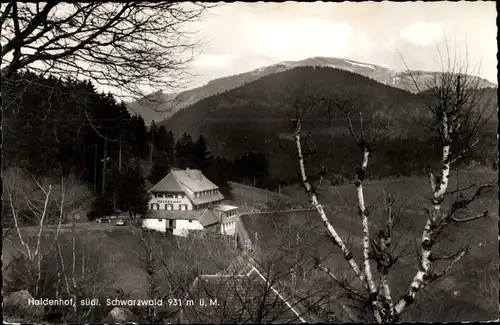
[35,184,52,296]
[356,149,382,322]
[9,193,32,260]
[395,120,452,315]
[294,120,365,283]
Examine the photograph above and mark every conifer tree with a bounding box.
[148,152,171,185]
[117,160,149,217]
[193,135,212,173]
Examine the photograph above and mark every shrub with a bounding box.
[88,195,113,221]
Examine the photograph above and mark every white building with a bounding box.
[142,168,238,236]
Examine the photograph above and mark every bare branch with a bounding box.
[451,211,488,223]
[2,2,213,98]
[448,138,479,166]
[429,250,467,281]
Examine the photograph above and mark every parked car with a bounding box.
[116,219,125,226]
[96,217,112,223]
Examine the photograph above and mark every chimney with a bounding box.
[186,167,190,176]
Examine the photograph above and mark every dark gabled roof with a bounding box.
[149,172,183,192]
[184,265,308,324]
[160,233,241,305]
[149,168,219,193]
[189,192,225,205]
[149,168,225,205]
[198,209,222,227]
[172,168,219,192]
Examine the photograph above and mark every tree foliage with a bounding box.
[117,161,149,217]
[192,135,212,173]
[162,66,497,183]
[148,151,172,186]
[2,71,149,188]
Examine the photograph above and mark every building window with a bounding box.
[180,204,187,211]
[188,220,192,223]
[166,204,173,210]
[151,204,159,210]
[158,219,163,222]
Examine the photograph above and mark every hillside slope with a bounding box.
[126,56,496,124]
[162,65,423,141]
[160,66,497,182]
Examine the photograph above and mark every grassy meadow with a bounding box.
[281,170,498,321]
[2,170,497,322]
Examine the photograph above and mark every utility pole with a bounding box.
[150,129,154,170]
[113,139,122,213]
[102,133,108,196]
[253,177,256,207]
[234,221,237,249]
[94,144,98,193]
[119,140,122,172]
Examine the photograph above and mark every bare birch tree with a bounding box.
[290,50,496,322]
[3,168,113,322]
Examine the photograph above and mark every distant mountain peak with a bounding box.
[126,56,496,125]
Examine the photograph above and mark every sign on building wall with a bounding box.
[157,199,182,204]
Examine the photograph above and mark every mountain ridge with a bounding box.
[126,56,496,125]
[158,65,497,182]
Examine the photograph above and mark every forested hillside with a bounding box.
[2,72,280,221]
[162,66,497,184]
[3,72,149,182]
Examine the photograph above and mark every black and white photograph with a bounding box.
[1,1,498,323]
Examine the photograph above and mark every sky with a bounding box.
[3,2,495,98]
[182,1,497,90]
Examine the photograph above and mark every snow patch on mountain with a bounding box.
[343,59,376,70]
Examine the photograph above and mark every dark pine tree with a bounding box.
[88,195,113,221]
[155,125,169,152]
[193,135,212,173]
[126,113,149,159]
[148,121,158,144]
[117,161,149,218]
[148,151,171,185]
[207,157,234,200]
[175,133,195,169]
[165,130,176,163]
[153,125,175,163]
